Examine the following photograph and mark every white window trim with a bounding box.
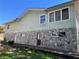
[61,7,70,20]
[39,14,46,24]
[48,11,55,23]
[48,6,70,23]
[55,10,61,21]
[69,7,70,20]
[54,11,55,22]
[48,12,55,22]
[60,9,62,21]
[21,33,25,37]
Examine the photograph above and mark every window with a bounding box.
[40,15,45,24]
[37,40,41,46]
[52,32,58,37]
[49,12,54,22]
[62,8,69,20]
[7,25,10,29]
[58,32,66,37]
[20,33,25,37]
[51,31,58,37]
[49,8,69,22]
[55,10,61,21]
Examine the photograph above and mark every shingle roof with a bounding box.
[47,1,73,10]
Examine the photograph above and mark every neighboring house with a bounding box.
[0,26,4,42]
[4,0,79,53]
[0,33,4,41]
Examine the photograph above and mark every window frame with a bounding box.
[62,8,69,20]
[58,32,66,37]
[48,7,70,22]
[39,15,46,24]
[55,10,61,21]
[49,12,55,22]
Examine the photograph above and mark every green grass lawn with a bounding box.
[0,47,56,59]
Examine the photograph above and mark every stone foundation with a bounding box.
[4,28,77,52]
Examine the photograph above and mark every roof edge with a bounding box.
[4,8,46,25]
[47,1,73,10]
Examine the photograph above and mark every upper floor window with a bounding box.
[49,8,69,22]
[49,12,54,22]
[7,25,10,29]
[40,15,45,24]
[62,8,69,20]
[55,10,61,21]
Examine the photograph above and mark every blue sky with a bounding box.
[0,0,71,25]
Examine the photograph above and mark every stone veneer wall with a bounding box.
[5,28,77,52]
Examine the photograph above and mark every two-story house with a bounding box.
[4,0,79,53]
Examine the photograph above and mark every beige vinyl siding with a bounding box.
[47,5,76,29]
[74,1,79,52]
[5,4,76,33]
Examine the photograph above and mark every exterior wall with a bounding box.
[5,28,77,52]
[39,28,77,52]
[4,3,78,52]
[74,0,79,52]
[5,5,76,33]
[4,10,47,33]
[5,32,37,46]
[47,5,76,29]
